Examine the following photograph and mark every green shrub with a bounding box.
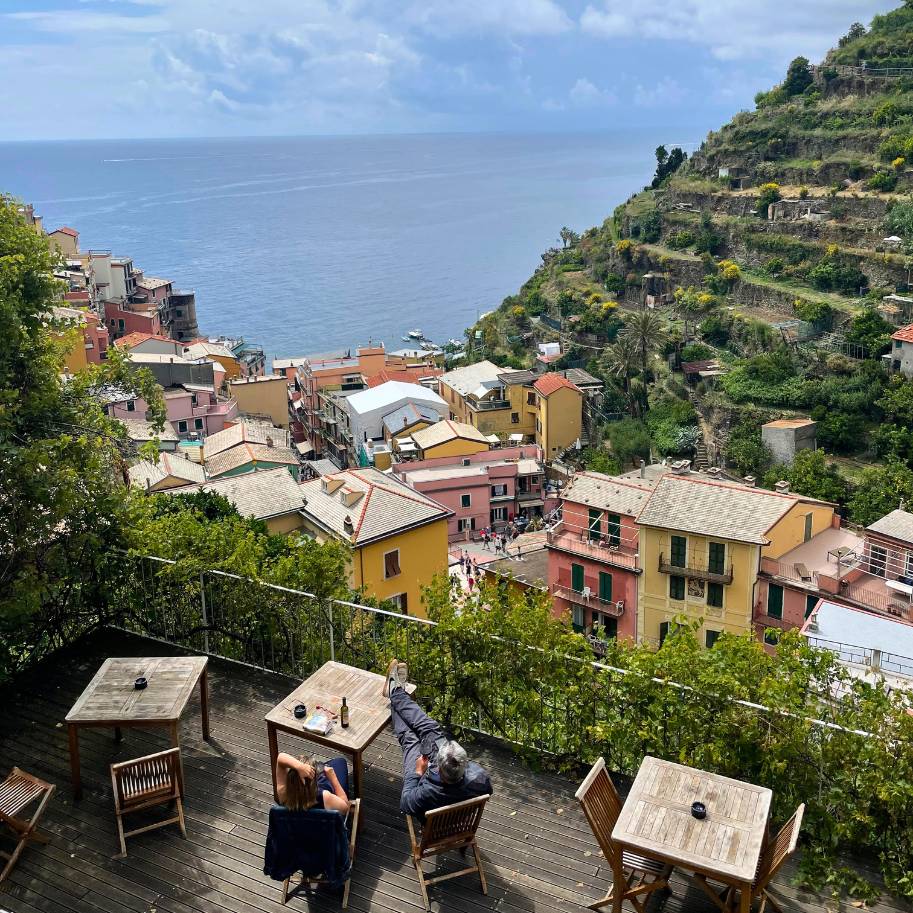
[668,230,696,250]
[681,342,713,362]
[869,170,899,192]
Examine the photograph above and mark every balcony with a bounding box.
[546,521,639,570]
[470,399,511,411]
[659,553,733,585]
[552,584,625,616]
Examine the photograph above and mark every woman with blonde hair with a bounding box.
[275,753,350,814]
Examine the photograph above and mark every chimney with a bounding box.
[744,475,756,488]
[343,515,354,536]
[902,498,907,512]
[265,435,274,448]
[671,460,691,475]
[706,466,722,477]
[639,459,645,479]
[775,480,790,494]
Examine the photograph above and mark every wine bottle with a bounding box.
[340,697,349,728]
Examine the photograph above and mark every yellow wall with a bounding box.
[506,385,538,436]
[762,501,835,559]
[228,377,289,428]
[538,386,583,458]
[265,512,305,535]
[210,354,241,381]
[420,437,490,460]
[386,419,432,444]
[49,231,79,257]
[56,325,88,374]
[637,527,760,646]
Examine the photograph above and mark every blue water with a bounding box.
[0,133,660,359]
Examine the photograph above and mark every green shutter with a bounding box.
[767,584,784,619]
[670,535,686,568]
[607,513,621,546]
[805,593,818,619]
[588,508,601,541]
[597,616,618,639]
[572,563,585,592]
[708,542,725,575]
[707,582,724,608]
[659,621,670,645]
[705,629,721,649]
[803,513,813,542]
[669,575,685,600]
[598,572,613,603]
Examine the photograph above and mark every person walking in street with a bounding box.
[459,552,466,572]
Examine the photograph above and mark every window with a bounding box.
[670,535,687,568]
[536,418,541,433]
[764,628,780,646]
[491,484,508,498]
[177,420,188,433]
[383,549,401,579]
[175,309,183,317]
[767,583,783,619]
[527,391,536,406]
[669,575,685,600]
[389,593,408,614]
[457,517,475,532]
[606,513,621,547]
[707,582,724,608]
[598,572,612,603]
[659,621,670,646]
[588,508,601,541]
[462,458,471,467]
[571,605,584,632]
[125,400,136,413]
[118,319,125,331]
[461,494,471,508]
[803,513,813,543]
[511,412,519,424]
[571,563,585,592]
[805,593,818,619]
[906,551,913,581]
[194,418,204,430]
[593,613,617,639]
[708,542,726,575]
[896,339,903,349]
[869,544,887,577]
[705,629,721,649]
[191,393,198,406]
[491,506,507,522]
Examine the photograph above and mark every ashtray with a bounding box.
[134,677,148,690]
[293,704,307,719]
[691,801,707,820]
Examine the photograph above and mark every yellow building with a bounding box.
[411,419,491,460]
[48,226,80,257]
[438,362,584,452]
[184,341,242,382]
[532,373,583,458]
[299,467,452,616]
[228,375,290,429]
[636,473,836,648]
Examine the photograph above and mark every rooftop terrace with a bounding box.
[0,628,885,913]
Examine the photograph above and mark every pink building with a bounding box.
[109,384,238,439]
[547,472,654,643]
[104,299,162,339]
[393,445,551,540]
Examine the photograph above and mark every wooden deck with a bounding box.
[0,630,906,913]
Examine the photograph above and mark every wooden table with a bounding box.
[65,656,209,799]
[612,756,772,913]
[265,661,414,800]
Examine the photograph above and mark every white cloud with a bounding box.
[569,77,616,107]
[634,76,687,108]
[403,0,573,37]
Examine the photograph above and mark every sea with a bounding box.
[0,132,663,361]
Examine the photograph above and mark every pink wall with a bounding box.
[104,301,161,339]
[110,390,237,437]
[409,475,492,539]
[754,578,812,645]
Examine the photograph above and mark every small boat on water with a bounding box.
[405,328,424,340]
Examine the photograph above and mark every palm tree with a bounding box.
[602,335,640,401]
[621,309,668,413]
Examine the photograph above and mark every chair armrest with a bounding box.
[348,798,361,858]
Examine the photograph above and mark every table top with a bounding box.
[265,661,414,753]
[611,756,772,883]
[66,656,208,725]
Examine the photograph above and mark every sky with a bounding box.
[0,0,899,141]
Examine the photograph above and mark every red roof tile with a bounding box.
[52,226,79,237]
[114,331,174,348]
[892,324,913,344]
[366,367,442,388]
[532,373,580,397]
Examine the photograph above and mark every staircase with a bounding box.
[693,437,710,471]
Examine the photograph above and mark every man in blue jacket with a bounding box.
[384,659,492,821]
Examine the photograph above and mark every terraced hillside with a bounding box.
[465,4,913,521]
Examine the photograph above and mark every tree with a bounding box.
[559,226,579,249]
[673,286,715,343]
[601,335,640,405]
[0,196,166,679]
[848,462,913,526]
[606,418,651,467]
[845,307,893,356]
[651,146,687,188]
[885,199,913,253]
[621,309,668,413]
[783,56,813,96]
[764,449,850,505]
[580,448,621,475]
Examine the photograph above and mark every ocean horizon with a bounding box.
[0,131,667,361]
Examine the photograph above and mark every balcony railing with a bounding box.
[470,399,510,411]
[546,522,639,570]
[552,584,625,616]
[658,553,733,584]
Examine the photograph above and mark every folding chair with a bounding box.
[0,767,56,883]
[575,758,671,913]
[265,799,361,909]
[110,748,186,858]
[406,795,490,910]
[694,804,805,913]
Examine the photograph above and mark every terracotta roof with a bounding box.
[533,373,581,397]
[891,324,913,344]
[366,367,442,388]
[172,467,306,521]
[114,332,174,348]
[204,421,288,457]
[562,471,653,515]
[51,226,79,237]
[299,467,450,545]
[681,359,720,374]
[204,442,299,478]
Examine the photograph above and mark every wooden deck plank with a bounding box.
[0,630,905,913]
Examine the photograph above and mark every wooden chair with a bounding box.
[694,804,805,913]
[575,758,672,913]
[406,794,490,910]
[0,767,56,883]
[110,748,186,858]
[279,799,361,909]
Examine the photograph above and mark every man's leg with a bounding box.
[391,689,445,778]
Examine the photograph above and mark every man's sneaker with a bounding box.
[382,659,400,697]
[394,661,409,689]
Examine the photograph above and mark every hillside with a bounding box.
[464,3,913,520]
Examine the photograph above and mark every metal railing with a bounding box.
[658,553,733,584]
[552,585,624,617]
[805,635,913,681]
[546,521,639,570]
